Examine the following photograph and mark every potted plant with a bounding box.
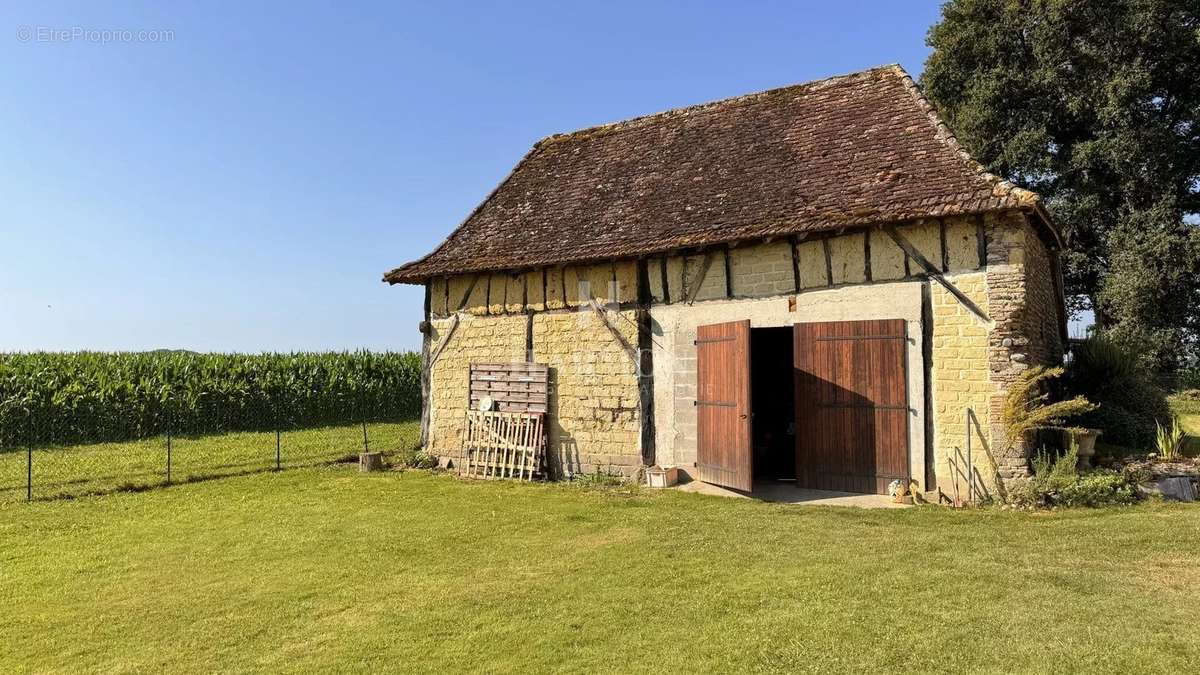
[1071,428,1102,469]
[1004,366,1097,474]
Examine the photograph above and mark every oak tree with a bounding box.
[921,0,1200,370]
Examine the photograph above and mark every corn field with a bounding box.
[0,351,421,449]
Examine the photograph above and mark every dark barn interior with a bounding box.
[751,327,795,482]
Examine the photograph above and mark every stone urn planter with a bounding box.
[1071,429,1102,469]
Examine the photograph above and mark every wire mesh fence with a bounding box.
[0,403,420,503]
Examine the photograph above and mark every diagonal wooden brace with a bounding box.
[588,299,640,366]
[883,225,991,324]
[683,249,717,305]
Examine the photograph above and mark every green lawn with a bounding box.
[2,467,1198,673]
[1170,394,1200,455]
[0,421,420,503]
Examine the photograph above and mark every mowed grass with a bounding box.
[0,422,420,503]
[2,468,1198,673]
[1170,394,1200,455]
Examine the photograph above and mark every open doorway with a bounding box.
[696,319,910,495]
[751,327,795,483]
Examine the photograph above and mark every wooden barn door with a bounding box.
[794,319,909,494]
[695,320,753,491]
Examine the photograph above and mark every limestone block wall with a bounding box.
[427,313,527,461]
[929,272,996,494]
[929,213,1063,495]
[532,311,641,478]
[424,260,643,476]
[418,209,1062,493]
[728,240,795,297]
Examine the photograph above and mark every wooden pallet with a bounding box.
[462,410,545,481]
[469,363,549,414]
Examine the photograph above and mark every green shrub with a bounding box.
[0,351,421,448]
[1055,472,1138,508]
[405,450,439,470]
[1003,366,1095,442]
[1062,337,1171,448]
[1029,441,1081,492]
[1180,369,1200,390]
[1009,443,1137,509]
[1173,390,1200,414]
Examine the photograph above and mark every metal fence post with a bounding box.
[362,419,369,454]
[165,405,173,485]
[274,404,282,471]
[26,412,33,502]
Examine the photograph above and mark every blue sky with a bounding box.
[0,1,948,353]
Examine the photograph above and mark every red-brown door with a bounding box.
[794,319,909,494]
[696,320,753,491]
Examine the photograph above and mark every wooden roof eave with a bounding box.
[382,206,1047,286]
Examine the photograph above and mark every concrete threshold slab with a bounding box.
[675,480,909,509]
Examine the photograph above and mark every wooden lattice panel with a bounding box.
[461,410,546,481]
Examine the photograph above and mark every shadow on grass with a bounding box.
[4,449,386,502]
[1,420,419,504]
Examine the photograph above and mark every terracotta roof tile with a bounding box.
[385,64,1041,284]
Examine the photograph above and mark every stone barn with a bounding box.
[384,65,1066,498]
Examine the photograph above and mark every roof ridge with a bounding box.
[386,65,911,282]
[533,64,902,149]
[385,63,1057,285]
[888,64,1040,208]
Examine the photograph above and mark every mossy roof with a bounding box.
[385,64,1044,284]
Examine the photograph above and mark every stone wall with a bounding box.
[928,212,1064,496]
[425,273,643,476]
[728,240,795,297]
[1020,222,1064,368]
[426,313,527,461]
[983,210,1065,484]
[418,210,1063,494]
[532,311,641,477]
[929,272,995,495]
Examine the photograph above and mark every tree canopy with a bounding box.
[921,0,1200,370]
